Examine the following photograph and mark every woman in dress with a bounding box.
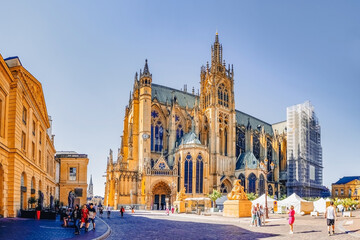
[288,205,295,234]
[80,204,89,232]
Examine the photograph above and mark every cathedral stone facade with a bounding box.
[104,34,288,210]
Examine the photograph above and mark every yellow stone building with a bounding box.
[332,176,360,200]
[55,151,89,206]
[0,55,57,217]
[104,34,288,210]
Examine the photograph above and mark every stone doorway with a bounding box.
[151,181,171,210]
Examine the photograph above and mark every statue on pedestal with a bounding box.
[176,188,186,201]
[68,191,75,209]
[227,180,248,200]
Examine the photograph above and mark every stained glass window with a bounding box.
[196,154,203,193]
[238,174,246,189]
[253,132,260,160]
[248,173,257,193]
[236,128,245,157]
[175,114,184,141]
[224,129,228,156]
[217,83,229,108]
[151,110,163,152]
[184,154,193,193]
[267,138,273,181]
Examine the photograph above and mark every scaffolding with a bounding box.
[286,101,324,197]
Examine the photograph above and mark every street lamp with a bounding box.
[260,159,275,219]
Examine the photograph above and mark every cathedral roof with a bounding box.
[151,83,278,136]
[179,131,202,145]
[152,83,198,109]
[236,151,258,170]
[235,110,274,135]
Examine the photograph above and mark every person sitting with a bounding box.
[62,208,71,227]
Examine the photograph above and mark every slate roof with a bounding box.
[236,151,258,170]
[151,83,276,135]
[333,176,360,185]
[179,132,202,145]
[235,110,273,135]
[152,83,198,109]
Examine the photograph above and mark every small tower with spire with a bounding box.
[88,174,94,199]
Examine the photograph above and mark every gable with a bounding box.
[153,155,170,170]
[17,67,50,128]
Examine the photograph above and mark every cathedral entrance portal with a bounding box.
[151,181,171,210]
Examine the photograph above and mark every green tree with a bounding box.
[208,190,222,208]
[246,192,258,201]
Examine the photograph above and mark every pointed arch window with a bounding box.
[253,132,260,160]
[236,127,245,158]
[248,173,257,194]
[217,83,229,108]
[151,110,163,152]
[267,138,273,181]
[259,174,265,195]
[224,128,228,156]
[184,153,193,193]
[196,154,203,193]
[175,114,184,141]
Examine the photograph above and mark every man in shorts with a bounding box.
[88,203,97,230]
[325,201,336,236]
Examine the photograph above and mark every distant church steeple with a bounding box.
[88,174,94,199]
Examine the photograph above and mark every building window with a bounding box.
[217,83,229,108]
[349,189,352,197]
[253,132,260,160]
[267,138,273,181]
[335,189,338,196]
[69,167,77,181]
[341,189,344,195]
[39,131,42,144]
[38,150,41,166]
[236,127,245,158]
[184,154,193,193]
[151,110,164,152]
[22,107,27,125]
[248,173,257,194]
[259,174,265,195]
[32,142,35,160]
[32,121,36,136]
[175,115,184,142]
[196,154,203,193]
[21,131,26,151]
[224,128,228,156]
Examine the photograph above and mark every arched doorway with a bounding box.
[220,179,232,194]
[248,173,257,194]
[20,172,27,210]
[151,181,171,210]
[0,164,3,215]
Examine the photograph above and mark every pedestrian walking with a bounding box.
[80,204,89,232]
[171,206,174,214]
[99,207,103,218]
[287,205,295,234]
[250,205,257,227]
[107,205,111,218]
[71,204,81,235]
[88,203,96,231]
[120,206,125,217]
[325,201,336,236]
[166,207,169,216]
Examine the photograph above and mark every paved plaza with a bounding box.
[103,210,360,240]
[0,216,109,240]
[0,210,359,239]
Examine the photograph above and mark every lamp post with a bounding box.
[260,159,275,219]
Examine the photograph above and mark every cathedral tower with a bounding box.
[138,60,152,173]
[200,33,236,190]
[88,174,94,199]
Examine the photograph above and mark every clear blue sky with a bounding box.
[1,1,359,196]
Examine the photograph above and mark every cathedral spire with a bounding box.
[211,33,222,65]
[143,59,150,75]
[90,174,93,185]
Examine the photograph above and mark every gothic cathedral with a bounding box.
[104,34,288,210]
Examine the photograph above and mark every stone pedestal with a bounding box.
[174,201,185,213]
[223,199,252,218]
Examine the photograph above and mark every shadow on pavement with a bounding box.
[105,213,279,240]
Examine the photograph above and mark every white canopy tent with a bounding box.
[252,194,276,209]
[313,198,330,213]
[276,193,314,214]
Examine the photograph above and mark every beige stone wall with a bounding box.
[0,55,57,217]
[58,156,88,206]
[332,180,360,200]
